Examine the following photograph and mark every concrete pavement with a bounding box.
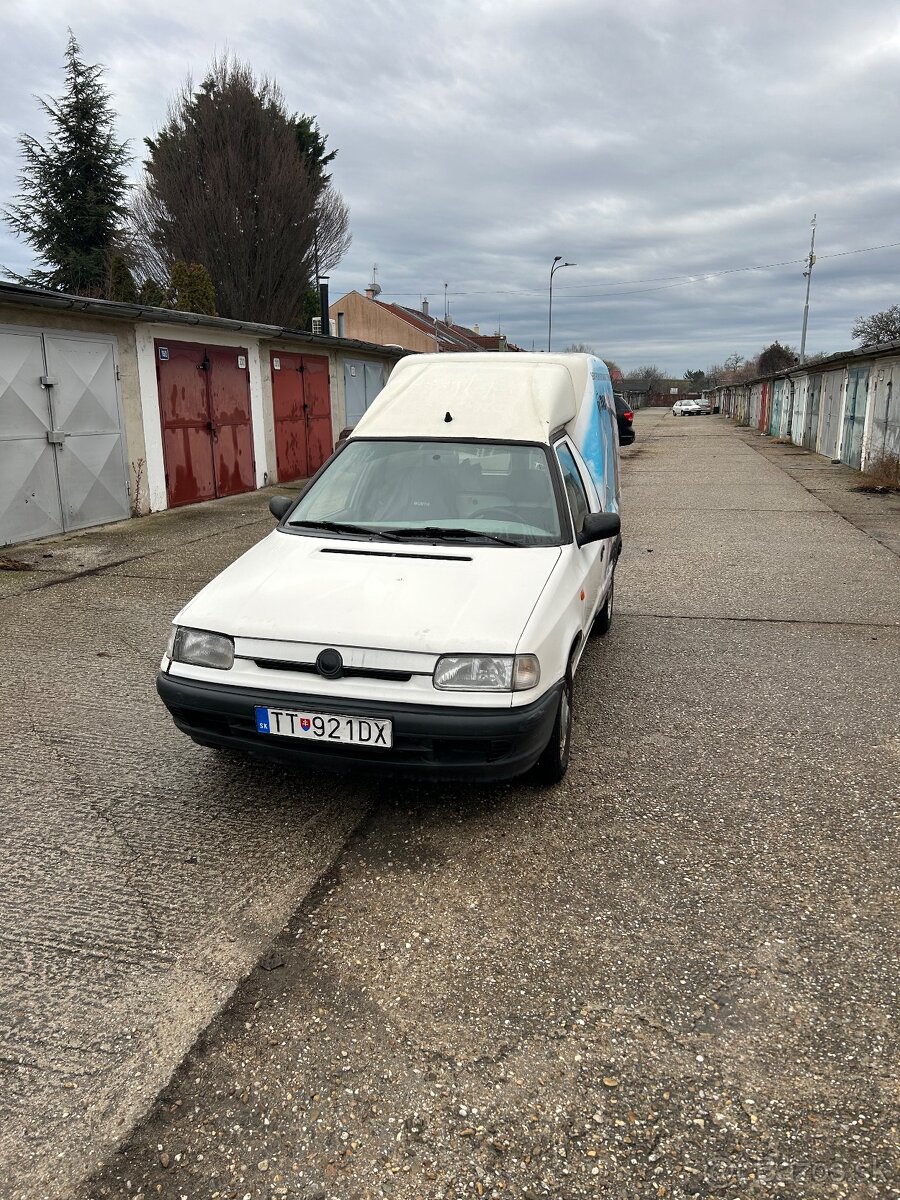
[59,411,900,1200]
[0,489,376,1199]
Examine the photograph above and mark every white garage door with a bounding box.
[0,327,129,546]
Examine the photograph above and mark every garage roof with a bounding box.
[0,281,409,360]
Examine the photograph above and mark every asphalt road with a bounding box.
[2,411,898,1199]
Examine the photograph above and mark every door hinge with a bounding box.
[116,366,121,380]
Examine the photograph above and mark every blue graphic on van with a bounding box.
[569,361,619,513]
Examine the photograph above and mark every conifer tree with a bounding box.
[5,31,130,295]
[107,254,137,302]
[170,261,217,315]
[137,278,167,307]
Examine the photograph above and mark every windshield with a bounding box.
[285,439,563,546]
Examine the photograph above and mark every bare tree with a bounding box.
[631,364,665,390]
[562,347,625,383]
[723,353,745,377]
[314,183,351,276]
[851,304,900,346]
[133,58,326,325]
[721,353,756,384]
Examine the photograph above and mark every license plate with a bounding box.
[255,706,393,748]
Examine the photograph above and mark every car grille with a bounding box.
[252,657,413,683]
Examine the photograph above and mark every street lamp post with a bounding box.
[548,256,575,351]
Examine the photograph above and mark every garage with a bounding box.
[841,365,869,469]
[0,325,129,546]
[156,340,255,507]
[0,281,407,536]
[343,358,386,428]
[801,374,821,449]
[270,351,332,481]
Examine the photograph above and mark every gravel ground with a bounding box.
[70,413,899,1200]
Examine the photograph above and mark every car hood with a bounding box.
[175,531,562,655]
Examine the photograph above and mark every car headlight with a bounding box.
[169,626,235,670]
[433,654,540,692]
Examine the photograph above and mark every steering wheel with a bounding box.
[473,506,522,523]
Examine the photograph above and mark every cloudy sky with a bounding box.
[2,0,899,372]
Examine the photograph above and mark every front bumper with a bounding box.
[157,672,562,781]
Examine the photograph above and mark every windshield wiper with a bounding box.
[289,519,401,541]
[388,526,519,547]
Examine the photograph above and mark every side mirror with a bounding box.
[269,495,293,521]
[579,511,621,545]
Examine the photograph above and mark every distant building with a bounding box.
[330,289,522,354]
[615,379,652,409]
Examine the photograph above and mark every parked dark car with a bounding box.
[613,393,635,445]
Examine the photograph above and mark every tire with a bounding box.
[534,671,573,784]
[592,575,614,636]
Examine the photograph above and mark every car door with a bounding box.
[554,438,608,640]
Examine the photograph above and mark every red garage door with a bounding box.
[270,351,332,481]
[157,340,255,507]
[759,381,771,432]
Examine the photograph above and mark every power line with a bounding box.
[376,239,900,301]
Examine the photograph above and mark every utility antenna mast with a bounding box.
[799,215,817,363]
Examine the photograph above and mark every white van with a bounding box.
[157,353,622,782]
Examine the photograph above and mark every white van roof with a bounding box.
[351,353,595,443]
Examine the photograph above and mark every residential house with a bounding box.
[330,289,522,354]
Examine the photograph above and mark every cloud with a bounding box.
[1,0,898,369]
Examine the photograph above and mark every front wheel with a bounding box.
[534,673,573,784]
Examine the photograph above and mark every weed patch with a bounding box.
[853,453,900,493]
[0,554,32,571]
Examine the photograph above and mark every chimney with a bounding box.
[422,297,429,317]
[472,323,480,335]
[365,287,376,300]
[318,279,330,335]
